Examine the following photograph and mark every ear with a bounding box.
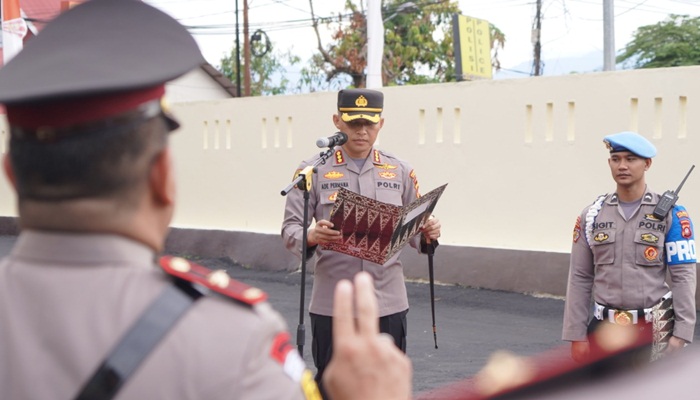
[378,117,385,130]
[645,158,653,170]
[2,154,17,190]
[149,148,175,207]
[332,114,342,129]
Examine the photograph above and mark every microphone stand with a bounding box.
[281,147,336,355]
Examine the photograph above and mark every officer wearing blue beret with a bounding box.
[563,131,696,364]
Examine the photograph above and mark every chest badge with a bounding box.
[640,233,659,244]
[644,246,659,262]
[645,214,661,222]
[376,163,397,170]
[593,232,609,243]
[324,171,344,180]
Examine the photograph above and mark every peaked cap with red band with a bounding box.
[0,0,205,134]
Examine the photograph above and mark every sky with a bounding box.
[145,0,700,78]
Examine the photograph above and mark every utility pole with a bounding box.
[532,0,542,76]
[243,0,251,96]
[603,0,615,71]
[234,0,241,97]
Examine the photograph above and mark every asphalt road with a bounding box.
[2,235,699,398]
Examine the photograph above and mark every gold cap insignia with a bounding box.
[355,95,368,108]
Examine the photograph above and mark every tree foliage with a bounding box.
[305,0,505,89]
[220,41,301,96]
[617,15,700,69]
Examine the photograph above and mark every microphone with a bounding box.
[316,132,348,148]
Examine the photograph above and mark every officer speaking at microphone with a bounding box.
[282,88,442,396]
[563,131,696,364]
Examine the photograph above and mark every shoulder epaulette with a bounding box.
[159,256,268,306]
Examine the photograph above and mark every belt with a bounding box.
[594,292,672,326]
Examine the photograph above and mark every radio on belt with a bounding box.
[652,165,695,220]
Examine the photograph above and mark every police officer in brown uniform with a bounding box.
[282,88,441,392]
[563,131,696,363]
[0,1,411,399]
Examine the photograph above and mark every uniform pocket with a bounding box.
[376,187,402,206]
[590,229,615,264]
[634,229,665,267]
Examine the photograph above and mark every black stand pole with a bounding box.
[281,148,335,355]
[426,241,438,349]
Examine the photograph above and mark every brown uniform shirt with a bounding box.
[282,147,423,317]
[563,190,697,342]
[0,231,313,400]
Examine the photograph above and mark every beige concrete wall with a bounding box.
[1,66,699,298]
[162,66,700,254]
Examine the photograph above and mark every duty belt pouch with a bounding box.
[650,296,675,361]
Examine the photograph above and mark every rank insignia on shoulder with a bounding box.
[159,256,267,305]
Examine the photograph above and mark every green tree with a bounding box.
[220,40,301,96]
[617,15,700,69]
[304,0,505,89]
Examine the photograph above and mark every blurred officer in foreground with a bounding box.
[419,322,700,400]
[0,1,410,399]
[282,88,441,395]
[563,131,696,363]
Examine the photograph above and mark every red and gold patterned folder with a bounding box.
[323,184,447,265]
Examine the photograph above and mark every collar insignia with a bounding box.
[373,149,381,163]
[335,150,345,164]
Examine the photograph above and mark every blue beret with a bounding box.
[603,131,657,158]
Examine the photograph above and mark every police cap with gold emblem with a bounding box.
[0,0,205,139]
[338,88,383,123]
[603,131,657,158]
